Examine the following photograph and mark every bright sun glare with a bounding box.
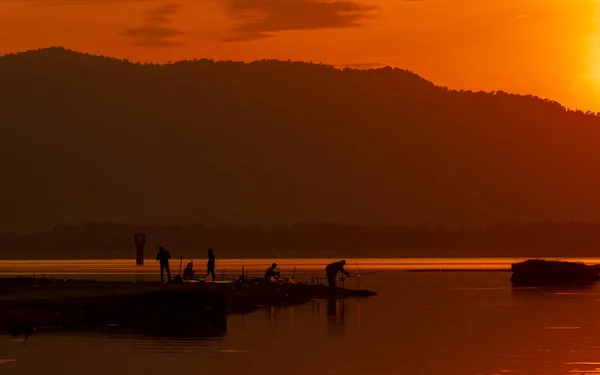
[581,4,600,109]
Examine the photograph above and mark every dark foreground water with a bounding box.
[2,268,600,375]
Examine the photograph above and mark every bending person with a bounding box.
[325,260,351,287]
[264,263,281,282]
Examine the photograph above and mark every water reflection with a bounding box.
[265,305,298,329]
[266,305,276,328]
[118,315,228,340]
[326,297,346,338]
[511,283,596,299]
[9,316,227,346]
[6,272,600,375]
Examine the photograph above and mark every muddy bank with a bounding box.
[0,277,376,334]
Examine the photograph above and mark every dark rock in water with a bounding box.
[511,259,600,286]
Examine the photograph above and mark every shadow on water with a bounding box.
[114,314,228,340]
[9,315,227,343]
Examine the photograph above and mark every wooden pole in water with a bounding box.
[179,256,183,276]
[355,261,361,292]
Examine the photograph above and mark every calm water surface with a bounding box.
[2,260,600,374]
[1,257,600,275]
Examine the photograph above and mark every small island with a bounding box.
[510,259,600,286]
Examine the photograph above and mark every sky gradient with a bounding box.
[2,0,600,111]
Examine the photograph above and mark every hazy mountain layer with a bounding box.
[2,47,600,233]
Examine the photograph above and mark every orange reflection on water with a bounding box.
[1,257,599,276]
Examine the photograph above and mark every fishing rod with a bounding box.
[356,270,384,276]
[335,269,384,289]
[355,261,361,291]
[342,270,384,279]
[291,266,296,283]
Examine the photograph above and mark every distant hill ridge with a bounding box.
[2,47,600,234]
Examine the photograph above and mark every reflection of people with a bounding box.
[327,297,346,317]
[156,246,172,283]
[265,263,281,281]
[325,260,351,287]
[326,297,346,338]
[183,262,195,280]
[327,297,337,317]
[207,248,216,282]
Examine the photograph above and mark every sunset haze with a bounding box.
[2,0,600,111]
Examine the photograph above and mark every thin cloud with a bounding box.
[142,2,181,16]
[121,26,184,46]
[2,0,153,4]
[223,32,274,42]
[223,0,377,42]
[141,3,182,24]
[121,2,185,47]
[144,15,170,24]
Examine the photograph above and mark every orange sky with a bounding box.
[1,0,600,111]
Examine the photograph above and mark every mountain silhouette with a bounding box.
[2,47,600,233]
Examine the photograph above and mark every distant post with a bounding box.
[134,233,146,265]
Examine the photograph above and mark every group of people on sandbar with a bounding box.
[156,245,352,287]
[155,246,215,283]
[262,260,352,286]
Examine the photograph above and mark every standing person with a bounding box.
[325,260,351,288]
[156,246,172,283]
[207,248,216,282]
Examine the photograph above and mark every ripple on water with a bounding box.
[566,362,600,365]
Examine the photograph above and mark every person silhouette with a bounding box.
[156,246,172,283]
[325,260,351,287]
[207,248,216,282]
[264,263,281,281]
[183,261,195,280]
